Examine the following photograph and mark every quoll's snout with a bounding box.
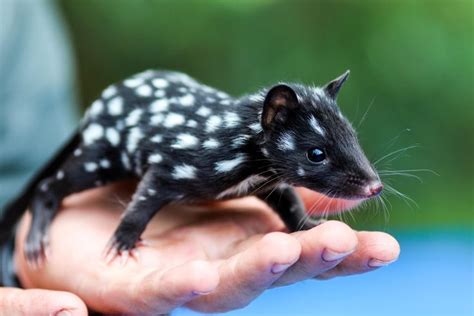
[364,180,383,198]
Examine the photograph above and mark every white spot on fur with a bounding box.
[261,148,269,157]
[186,120,198,128]
[224,112,240,127]
[147,188,157,196]
[312,87,325,100]
[74,148,82,157]
[216,91,229,99]
[83,124,104,145]
[217,175,267,199]
[100,159,111,168]
[171,133,199,149]
[203,138,220,149]
[296,92,304,103]
[137,70,154,79]
[154,90,166,98]
[150,113,165,126]
[278,133,295,151]
[40,182,49,191]
[178,87,188,93]
[124,78,144,88]
[202,86,215,93]
[249,93,264,102]
[215,154,246,173]
[56,170,64,180]
[297,167,305,176]
[125,108,143,126]
[148,153,163,164]
[139,196,147,201]
[309,116,325,136]
[150,99,169,113]
[172,164,197,179]
[220,99,231,105]
[84,162,98,172]
[102,85,117,99]
[127,127,143,153]
[151,135,163,143]
[206,115,222,133]
[232,135,251,148]
[121,153,131,170]
[206,97,216,103]
[136,85,153,97]
[196,106,212,117]
[105,128,120,146]
[89,100,103,116]
[152,78,169,89]
[249,122,263,133]
[108,96,124,115]
[163,113,185,128]
[179,94,195,107]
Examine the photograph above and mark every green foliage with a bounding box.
[60,0,474,229]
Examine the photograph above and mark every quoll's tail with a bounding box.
[0,130,81,244]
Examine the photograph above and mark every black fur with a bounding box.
[0,70,381,265]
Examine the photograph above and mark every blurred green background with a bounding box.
[59,0,473,230]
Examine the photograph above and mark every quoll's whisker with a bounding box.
[356,97,375,128]
[384,184,419,209]
[373,145,419,166]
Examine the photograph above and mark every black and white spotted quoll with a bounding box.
[0,70,383,266]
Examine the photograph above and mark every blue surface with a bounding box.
[175,230,473,316]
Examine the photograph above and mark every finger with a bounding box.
[127,260,220,314]
[188,232,301,313]
[274,220,358,286]
[317,231,400,279]
[0,288,87,316]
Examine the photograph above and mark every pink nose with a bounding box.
[365,181,383,197]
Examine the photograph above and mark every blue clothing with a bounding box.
[0,0,78,208]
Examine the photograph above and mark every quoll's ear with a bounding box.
[324,70,350,100]
[261,84,298,130]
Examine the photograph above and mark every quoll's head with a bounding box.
[261,71,382,206]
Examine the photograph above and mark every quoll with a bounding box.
[0,70,383,266]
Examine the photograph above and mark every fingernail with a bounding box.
[55,310,72,316]
[368,258,396,268]
[322,248,354,262]
[192,290,212,296]
[271,263,292,274]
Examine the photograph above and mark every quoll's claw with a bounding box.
[24,236,49,270]
[102,236,148,265]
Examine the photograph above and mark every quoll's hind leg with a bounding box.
[257,184,324,232]
[104,167,169,264]
[25,146,128,267]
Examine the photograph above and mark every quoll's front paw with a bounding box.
[24,232,50,270]
[103,233,148,265]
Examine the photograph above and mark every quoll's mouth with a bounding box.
[297,187,371,215]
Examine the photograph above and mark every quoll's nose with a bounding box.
[364,180,383,198]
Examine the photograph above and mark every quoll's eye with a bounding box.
[307,147,326,163]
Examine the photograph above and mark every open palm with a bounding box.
[14,181,399,315]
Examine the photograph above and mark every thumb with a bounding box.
[0,288,87,316]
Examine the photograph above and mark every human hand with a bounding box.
[0,287,87,316]
[13,182,399,315]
